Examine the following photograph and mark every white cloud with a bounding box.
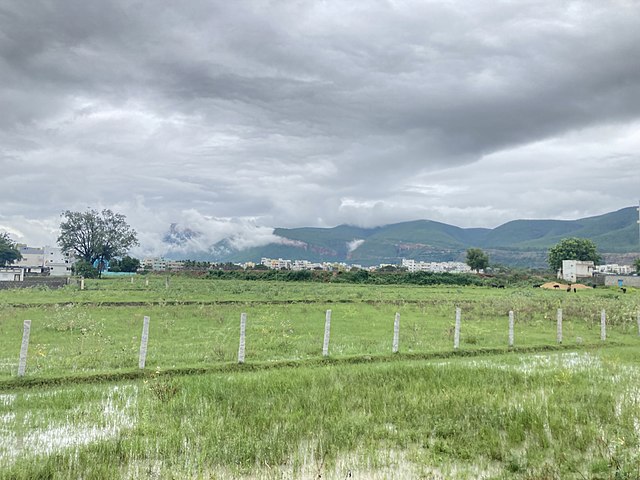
[347,239,365,253]
[0,0,639,254]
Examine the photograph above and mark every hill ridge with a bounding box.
[170,206,640,267]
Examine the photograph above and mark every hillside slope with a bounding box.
[183,206,640,267]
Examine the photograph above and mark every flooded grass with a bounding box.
[0,385,136,467]
[2,346,640,479]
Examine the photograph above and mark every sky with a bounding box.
[1,0,639,257]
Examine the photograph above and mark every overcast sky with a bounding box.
[1,0,639,256]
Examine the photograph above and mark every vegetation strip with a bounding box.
[0,342,605,392]
[3,298,468,308]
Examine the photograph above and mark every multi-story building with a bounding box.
[596,264,633,275]
[140,258,186,271]
[261,258,292,270]
[142,258,167,271]
[12,245,74,276]
[166,260,185,271]
[401,259,471,273]
[13,246,45,274]
[43,246,74,276]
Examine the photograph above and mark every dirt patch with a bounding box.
[540,282,591,290]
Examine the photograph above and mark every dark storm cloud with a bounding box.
[1,0,639,251]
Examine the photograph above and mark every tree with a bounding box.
[466,248,489,273]
[0,232,22,266]
[57,209,138,276]
[72,260,99,278]
[633,258,640,275]
[119,256,141,273]
[547,237,601,272]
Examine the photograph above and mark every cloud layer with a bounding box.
[1,1,639,254]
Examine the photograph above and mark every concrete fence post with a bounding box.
[139,316,150,369]
[238,313,247,364]
[508,311,515,348]
[322,310,331,357]
[17,320,31,377]
[392,312,400,353]
[80,277,85,290]
[600,309,606,341]
[454,308,461,350]
[557,308,563,344]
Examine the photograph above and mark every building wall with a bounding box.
[603,275,640,288]
[12,246,74,276]
[0,268,24,281]
[561,260,595,283]
[43,246,74,276]
[13,247,45,273]
[0,276,69,290]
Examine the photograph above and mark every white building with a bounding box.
[0,267,24,282]
[142,258,168,271]
[140,258,185,271]
[261,258,292,270]
[560,260,595,283]
[402,259,472,274]
[596,264,633,275]
[13,246,45,273]
[12,245,74,276]
[43,246,74,276]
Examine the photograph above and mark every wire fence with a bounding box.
[11,305,640,380]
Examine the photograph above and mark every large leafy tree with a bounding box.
[0,232,22,266]
[633,257,640,275]
[547,237,601,272]
[57,209,138,274]
[466,248,489,273]
[112,255,141,273]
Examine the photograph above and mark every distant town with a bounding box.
[1,244,636,279]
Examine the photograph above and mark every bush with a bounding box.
[72,260,99,278]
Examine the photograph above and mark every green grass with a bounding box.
[1,278,640,478]
[0,275,633,305]
[2,348,640,479]
[1,279,639,382]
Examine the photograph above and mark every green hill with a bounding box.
[210,206,640,267]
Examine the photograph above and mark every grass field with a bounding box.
[1,276,640,479]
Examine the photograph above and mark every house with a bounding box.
[140,258,186,271]
[12,245,74,276]
[0,267,25,282]
[560,260,595,283]
[13,246,46,274]
[43,246,74,276]
[596,264,633,275]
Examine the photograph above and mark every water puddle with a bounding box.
[435,351,605,375]
[0,385,137,466]
[122,446,502,480]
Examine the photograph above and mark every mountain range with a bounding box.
[166,206,640,268]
